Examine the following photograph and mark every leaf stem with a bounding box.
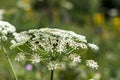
[2,46,18,80]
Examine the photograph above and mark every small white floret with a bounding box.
[86,60,99,69]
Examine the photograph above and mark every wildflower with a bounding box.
[56,38,66,53]
[0,21,16,42]
[93,13,104,25]
[0,21,16,34]
[11,28,99,70]
[69,54,81,63]
[109,8,118,17]
[88,43,99,51]
[61,1,73,10]
[25,64,33,71]
[10,32,31,49]
[2,30,8,35]
[73,56,81,62]
[15,52,26,62]
[17,0,31,11]
[1,35,7,41]
[13,32,30,42]
[30,54,41,63]
[86,60,99,69]
[47,61,61,70]
[10,40,16,45]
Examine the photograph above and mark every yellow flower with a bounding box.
[93,13,104,26]
[113,17,120,31]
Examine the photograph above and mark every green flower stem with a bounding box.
[50,70,54,80]
[2,46,18,80]
[66,48,76,55]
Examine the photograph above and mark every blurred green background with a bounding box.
[0,0,120,80]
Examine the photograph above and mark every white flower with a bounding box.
[67,39,87,49]
[69,54,81,63]
[1,35,7,41]
[15,52,26,62]
[0,21,16,34]
[10,32,31,48]
[73,56,81,62]
[31,54,41,63]
[10,40,16,45]
[40,28,87,43]
[79,43,87,49]
[56,38,66,53]
[11,28,88,53]
[47,61,60,70]
[13,32,30,42]
[88,43,99,51]
[2,30,8,35]
[86,60,99,69]
[17,0,31,11]
[12,28,99,71]
[109,8,118,17]
[0,21,16,41]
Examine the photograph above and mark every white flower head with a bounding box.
[56,37,66,53]
[73,56,81,62]
[2,30,8,35]
[31,54,41,63]
[17,0,31,11]
[79,43,87,49]
[0,21,16,42]
[86,60,99,69]
[47,61,61,70]
[10,40,16,45]
[10,32,31,48]
[0,21,16,34]
[12,28,99,71]
[15,52,26,62]
[1,35,8,41]
[69,54,81,63]
[88,43,99,51]
[13,32,30,42]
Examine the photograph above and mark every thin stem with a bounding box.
[50,70,54,80]
[17,47,23,52]
[2,46,18,80]
[66,48,76,55]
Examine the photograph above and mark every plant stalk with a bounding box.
[50,70,54,80]
[3,47,18,80]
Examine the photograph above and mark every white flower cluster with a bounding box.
[30,54,41,63]
[17,0,31,11]
[69,54,81,63]
[88,43,99,51]
[10,32,31,49]
[11,28,99,70]
[47,61,61,70]
[0,21,16,41]
[86,60,99,69]
[15,52,26,62]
